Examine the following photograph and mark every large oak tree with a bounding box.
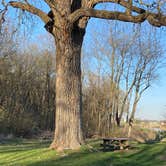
[2,0,166,151]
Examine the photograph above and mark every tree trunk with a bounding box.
[129,90,139,123]
[128,91,139,137]
[50,24,85,151]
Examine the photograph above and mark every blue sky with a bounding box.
[137,68,166,120]
[4,1,166,121]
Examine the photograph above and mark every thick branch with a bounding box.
[44,0,54,8]
[9,1,51,24]
[69,8,166,27]
[147,14,166,27]
[86,0,146,14]
[69,8,147,23]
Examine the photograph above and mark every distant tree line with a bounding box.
[0,23,164,138]
[0,25,55,137]
[0,51,55,137]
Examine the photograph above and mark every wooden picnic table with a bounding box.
[101,137,131,151]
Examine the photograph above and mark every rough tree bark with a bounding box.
[45,1,86,150]
[6,0,166,151]
[50,24,85,150]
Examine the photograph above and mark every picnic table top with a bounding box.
[103,137,131,141]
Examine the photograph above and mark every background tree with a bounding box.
[0,29,56,136]
[82,21,164,136]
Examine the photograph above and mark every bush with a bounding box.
[0,108,39,138]
[11,112,40,137]
[0,107,9,135]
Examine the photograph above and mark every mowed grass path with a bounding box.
[0,139,166,166]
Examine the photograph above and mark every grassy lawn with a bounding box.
[0,138,165,166]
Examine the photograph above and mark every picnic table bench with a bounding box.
[101,137,131,151]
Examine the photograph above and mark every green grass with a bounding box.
[0,138,166,166]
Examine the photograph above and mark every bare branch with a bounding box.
[69,8,147,23]
[0,1,9,31]
[9,1,51,24]
[69,7,166,27]
[84,0,146,14]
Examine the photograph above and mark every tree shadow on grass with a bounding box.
[0,149,50,166]
[111,143,166,166]
[1,139,165,166]
[27,142,166,166]
[27,151,112,166]
[0,139,52,165]
[0,139,51,153]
